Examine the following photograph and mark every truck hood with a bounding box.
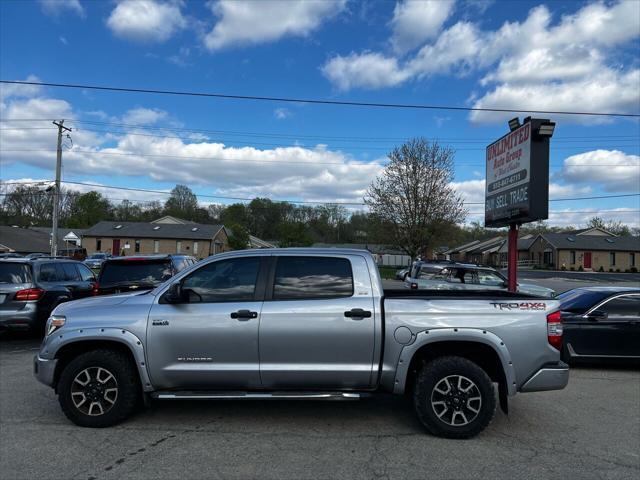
[53,291,150,315]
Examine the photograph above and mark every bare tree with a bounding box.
[364,138,467,259]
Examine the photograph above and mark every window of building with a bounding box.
[96,239,102,251]
[610,252,616,266]
[570,251,576,264]
[135,239,140,253]
[181,257,260,303]
[630,253,636,267]
[176,241,182,253]
[273,256,353,300]
[193,241,198,255]
[154,240,159,254]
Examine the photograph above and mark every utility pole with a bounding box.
[51,120,72,256]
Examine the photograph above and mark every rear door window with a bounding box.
[273,256,353,300]
[477,270,505,286]
[39,263,61,282]
[61,263,81,281]
[0,263,32,284]
[600,295,640,320]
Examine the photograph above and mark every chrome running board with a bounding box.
[151,391,362,400]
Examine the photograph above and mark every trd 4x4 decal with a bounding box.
[490,302,547,310]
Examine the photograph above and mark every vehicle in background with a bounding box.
[405,261,555,298]
[58,247,87,261]
[558,287,640,364]
[84,252,111,271]
[395,266,410,280]
[25,253,47,259]
[0,258,97,333]
[96,254,196,295]
[36,249,568,438]
[0,252,22,258]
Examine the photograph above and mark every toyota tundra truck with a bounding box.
[34,248,568,438]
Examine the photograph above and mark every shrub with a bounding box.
[630,267,638,273]
[598,266,604,272]
[561,266,567,271]
[616,268,621,273]
[570,267,575,271]
[578,265,584,272]
[609,268,614,272]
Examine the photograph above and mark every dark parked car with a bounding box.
[97,254,196,295]
[0,258,97,333]
[558,287,640,363]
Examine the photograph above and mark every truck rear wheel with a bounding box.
[413,356,496,439]
[58,349,139,428]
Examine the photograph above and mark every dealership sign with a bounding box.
[485,118,552,228]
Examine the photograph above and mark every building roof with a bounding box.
[443,239,480,255]
[466,237,504,255]
[565,227,616,237]
[83,221,225,240]
[151,216,196,225]
[0,226,66,254]
[248,235,275,249]
[497,235,538,253]
[30,227,87,238]
[542,233,639,252]
[311,243,407,255]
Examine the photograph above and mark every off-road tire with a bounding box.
[58,349,139,428]
[414,356,496,439]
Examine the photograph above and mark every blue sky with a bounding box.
[1,0,639,227]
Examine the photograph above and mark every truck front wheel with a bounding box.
[58,349,140,428]
[413,356,496,439]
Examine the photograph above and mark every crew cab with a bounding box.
[34,249,568,438]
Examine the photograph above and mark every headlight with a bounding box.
[46,315,66,336]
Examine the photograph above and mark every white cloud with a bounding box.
[390,0,455,53]
[107,0,186,43]
[59,36,68,45]
[39,0,84,17]
[322,52,410,91]
[204,0,346,51]
[121,107,168,125]
[560,150,640,192]
[273,108,292,120]
[321,1,640,125]
[0,75,42,100]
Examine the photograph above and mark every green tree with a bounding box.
[364,138,466,259]
[277,221,313,247]
[65,191,112,228]
[227,223,250,250]
[164,185,199,220]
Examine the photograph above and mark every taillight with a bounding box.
[91,282,99,296]
[15,288,45,301]
[547,310,563,351]
[410,282,418,290]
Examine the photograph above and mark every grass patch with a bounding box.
[378,266,398,280]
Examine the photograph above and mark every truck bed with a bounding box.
[383,289,546,299]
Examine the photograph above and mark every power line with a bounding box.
[2,117,640,143]
[1,80,639,118]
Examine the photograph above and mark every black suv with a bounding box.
[97,254,196,295]
[0,258,97,332]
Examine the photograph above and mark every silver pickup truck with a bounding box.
[35,248,568,438]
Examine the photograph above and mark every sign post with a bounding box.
[485,117,555,291]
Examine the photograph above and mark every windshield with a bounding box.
[89,254,107,260]
[100,260,172,286]
[0,263,32,284]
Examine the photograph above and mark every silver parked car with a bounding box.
[405,261,555,298]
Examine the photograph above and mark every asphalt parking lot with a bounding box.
[1,335,638,480]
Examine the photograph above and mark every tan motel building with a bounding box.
[82,216,229,259]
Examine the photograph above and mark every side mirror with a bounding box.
[163,282,185,304]
[587,309,608,321]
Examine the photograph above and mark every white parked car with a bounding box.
[405,261,555,298]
